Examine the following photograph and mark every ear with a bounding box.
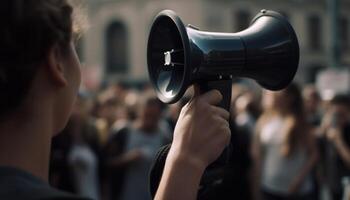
[46,45,68,87]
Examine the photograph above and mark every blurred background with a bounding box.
[78,0,349,96]
[50,0,350,200]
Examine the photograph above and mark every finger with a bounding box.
[211,105,230,120]
[213,116,231,131]
[213,118,231,146]
[193,84,201,97]
[188,84,201,105]
[201,89,223,105]
[223,126,232,146]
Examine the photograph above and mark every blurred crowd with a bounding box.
[48,80,350,200]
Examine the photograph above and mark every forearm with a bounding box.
[154,151,205,200]
[334,139,350,168]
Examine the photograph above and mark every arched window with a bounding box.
[105,22,129,74]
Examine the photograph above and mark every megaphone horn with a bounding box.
[147,9,299,110]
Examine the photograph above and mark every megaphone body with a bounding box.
[148,9,299,110]
[147,9,300,199]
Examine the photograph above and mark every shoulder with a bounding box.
[0,180,90,200]
[0,167,90,200]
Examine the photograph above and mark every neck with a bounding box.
[0,106,53,181]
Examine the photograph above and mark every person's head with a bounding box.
[0,0,83,135]
[137,94,165,133]
[302,85,320,113]
[329,94,350,127]
[262,83,304,117]
[96,95,120,126]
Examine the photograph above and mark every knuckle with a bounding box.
[225,129,231,140]
[220,131,231,146]
[221,123,230,133]
[213,90,223,100]
[208,106,216,115]
[213,116,222,125]
[220,124,229,134]
[224,111,230,119]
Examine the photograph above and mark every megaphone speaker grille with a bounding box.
[147,10,191,103]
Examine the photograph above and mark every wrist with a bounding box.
[155,146,205,200]
[167,147,206,175]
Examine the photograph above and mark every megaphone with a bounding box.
[147,9,299,111]
[148,9,300,199]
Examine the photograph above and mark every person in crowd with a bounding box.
[318,94,350,200]
[234,91,260,136]
[68,95,101,200]
[302,85,323,200]
[252,83,319,200]
[217,94,255,200]
[0,0,230,200]
[303,85,322,127]
[50,119,76,194]
[103,94,170,200]
[93,94,120,145]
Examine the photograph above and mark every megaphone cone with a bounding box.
[147,9,299,105]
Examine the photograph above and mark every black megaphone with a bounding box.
[147,9,299,111]
[147,9,300,199]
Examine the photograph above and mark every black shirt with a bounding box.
[320,123,350,193]
[0,166,91,200]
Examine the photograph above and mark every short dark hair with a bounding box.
[0,0,77,117]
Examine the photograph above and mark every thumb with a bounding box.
[192,84,201,99]
[188,84,201,105]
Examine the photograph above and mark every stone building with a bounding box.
[79,0,350,87]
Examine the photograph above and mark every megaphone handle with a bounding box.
[198,79,232,112]
[199,78,232,167]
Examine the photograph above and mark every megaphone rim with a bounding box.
[250,10,300,91]
[147,10,191,104]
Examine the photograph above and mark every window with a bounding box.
[105,22,129,74]
[307,15,322,51]
[234,10,251,32]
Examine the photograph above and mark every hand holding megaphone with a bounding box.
[169,85,231,170]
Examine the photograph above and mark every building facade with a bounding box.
[80,0,350,86]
